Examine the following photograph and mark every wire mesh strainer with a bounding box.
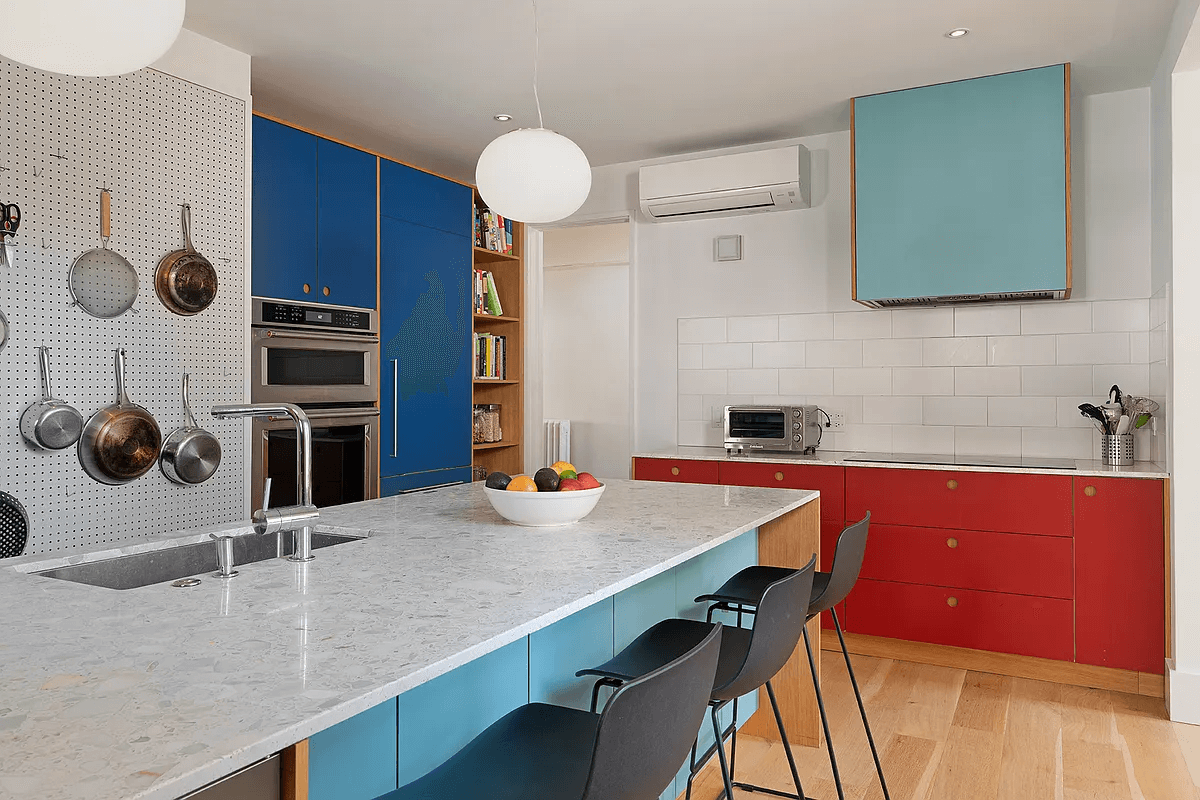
[68,189,138,318]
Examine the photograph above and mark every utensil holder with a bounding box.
[1102,433,1134,466]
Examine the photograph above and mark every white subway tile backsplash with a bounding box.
[1021,302,1092,335]
[894,367,955,396]
[954,367,1021,396]
[954,305,1021,337]
[1021,427,1093,459]
[753,341,806,369]
[809,395,864,424]
[834,368,892,396]
[702,343,753,370]
[892,425,955,454]
[1129,332,1149,364]
[678,394,703,421]
[924,396,988,426]
[678,317,726,344]
[1092,299,1150,333]
[863,396,923,425]
[1056,333,1130,365]
[1021,365,1094,396]
[986,396,1057,427]
[837,424,894,453]
[863,339,923,367]
[987,335,1056,366]
[923,337,987,366]
[1092,364,1150,397]
[703,395,753,426]
[955,426,1022,456]
[807,340,863,368]
[728,315,779,342]
[779,368,835,396]
[892,308,955,339]
[1149,328,1167,363]
[729,369,779,395]
[678,344,703,370]
[679,369,727,395]
[834,310,892,340]
[677,420,717,447]
[779,313,834,341]
[1057,397,1100,429]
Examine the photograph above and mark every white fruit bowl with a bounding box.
[483,484,606,527]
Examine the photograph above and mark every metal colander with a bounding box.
[0,491,29,558]
[69,190,138,318]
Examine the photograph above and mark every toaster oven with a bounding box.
[724,405,822,454]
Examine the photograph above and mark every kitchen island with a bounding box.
[0,479,819,800]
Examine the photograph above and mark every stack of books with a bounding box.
[474,202,514,254]
[473,269,504,316]
[473,333,508,380]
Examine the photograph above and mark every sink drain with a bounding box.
[171,578,202,588]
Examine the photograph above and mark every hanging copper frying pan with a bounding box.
[155,204,217,316]
[78,349,162,485]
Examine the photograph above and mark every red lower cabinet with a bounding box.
[848,578,1074,662]
[632,457,719,484]
[1075,477,1166,674]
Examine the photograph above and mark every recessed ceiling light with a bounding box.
[494,113,513,122]
[946,28,970,39]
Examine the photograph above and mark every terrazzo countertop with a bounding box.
[634,446,1169,479]
[0,479,817,800]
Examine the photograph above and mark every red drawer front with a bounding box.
[632,458,719,485]
[847,578,1073,662]
[846,467,1072,537]
[719,462,845,522]
[860,524,1073,599]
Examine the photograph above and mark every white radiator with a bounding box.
[544,420,572,466]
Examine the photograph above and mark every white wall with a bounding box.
[542,224,631,479]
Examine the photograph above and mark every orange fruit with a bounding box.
[506,475,538,492]
[550,461,576,475]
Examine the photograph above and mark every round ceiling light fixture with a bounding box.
[946,28,970,39]
[494,114,514,122]
[0,0,186,77]
[475,1,591,224]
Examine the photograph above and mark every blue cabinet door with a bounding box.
[308,698,398,800]
[252,116,317,303]
[317,139,378,309]
[379,216,472,482]
[380,159,472,237]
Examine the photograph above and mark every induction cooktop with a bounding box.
[842,453,1077,470]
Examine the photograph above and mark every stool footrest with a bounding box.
[732,780,812,799]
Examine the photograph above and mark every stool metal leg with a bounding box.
[802,624,846,800]
[712,705,737,800]
[725,680,808,799]
[831,608,890,800]
[729,697,739,785]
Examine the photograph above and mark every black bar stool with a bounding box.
[374,623,724,800]
[577,555,818,800]
[697,513,887,800]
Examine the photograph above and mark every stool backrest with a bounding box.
[581,622,723,800]
[809,512,871,616]
[716,554,817,701]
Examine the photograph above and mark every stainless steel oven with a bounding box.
[252,406,380,509]
[251,298,379,406]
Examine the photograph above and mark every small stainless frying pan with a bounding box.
[160,373,222,485]
[20,346,83,451]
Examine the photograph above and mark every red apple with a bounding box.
[559,478,584,491]
[576,472,601,489]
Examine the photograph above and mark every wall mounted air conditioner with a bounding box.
[639,145,810,222]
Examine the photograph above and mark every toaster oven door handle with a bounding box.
[391,359,399,458]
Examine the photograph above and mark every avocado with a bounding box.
[484,471,512,490]
[533,467,561,492]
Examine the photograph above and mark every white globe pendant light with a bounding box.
[475,1,591,224]
[0,0,186,78]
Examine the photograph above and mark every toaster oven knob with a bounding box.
[793,422,800,430]
[793,434,801,442]
[793,409,801,417]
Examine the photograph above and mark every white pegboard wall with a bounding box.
[0,57,247,555]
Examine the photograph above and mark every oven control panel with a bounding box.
[257,300,375,332]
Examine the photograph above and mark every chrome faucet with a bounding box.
[212,403,320,562]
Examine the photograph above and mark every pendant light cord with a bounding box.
[532,0,544,129]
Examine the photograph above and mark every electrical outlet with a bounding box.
[711,406,723,429]
[827,412,845,431]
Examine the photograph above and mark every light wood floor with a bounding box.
[688,650,1200,800]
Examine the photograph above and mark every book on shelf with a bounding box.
[473,332,508,380]
[473,200,514,254]
[472,269,505,316]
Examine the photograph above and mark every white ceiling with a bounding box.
[186,0,1177,182]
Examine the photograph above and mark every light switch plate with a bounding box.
[714,235,743,262]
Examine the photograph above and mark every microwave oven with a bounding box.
[724,405,822,454]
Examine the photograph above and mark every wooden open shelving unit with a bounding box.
[472,192,525,478]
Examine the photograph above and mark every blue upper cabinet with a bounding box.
[317,139,378,309]
[380,159,472,238]
[853,64,1070,305]
[252,116,379,308]
[252,116,317,303]
[379,216,472,483]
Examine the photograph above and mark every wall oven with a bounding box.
[252,406,380,508]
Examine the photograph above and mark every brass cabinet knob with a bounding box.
[1084,486,1097,497]
[670,466,680,476]
[947,479,959,490]
[947,597,959,608]
[303,283,311,294]
[947,537,958,549]
[323,286,331,296]
[775,471,784,481]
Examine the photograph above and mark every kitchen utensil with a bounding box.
[1079,403,1110,432]
[1136,413,1152,429]
[78,349,162,485]
[1109,384,1122,406]
[1116,414,1131,435]
[154,204,218,316]
[1102,434,1135,466]
[160,373,222,485]
[0,308,8,353]
[68,190,139,318]
[0,490,29,558]
[20,346,83,451]
[1101,403,1123,434]
[0,202,19,270]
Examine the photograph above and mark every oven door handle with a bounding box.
[391,359,399,458]
[256,328,381,344]
[262,407,381,423]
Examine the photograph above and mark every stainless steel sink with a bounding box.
[32,531,366,590]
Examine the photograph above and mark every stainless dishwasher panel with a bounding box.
[177,754,280,800]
